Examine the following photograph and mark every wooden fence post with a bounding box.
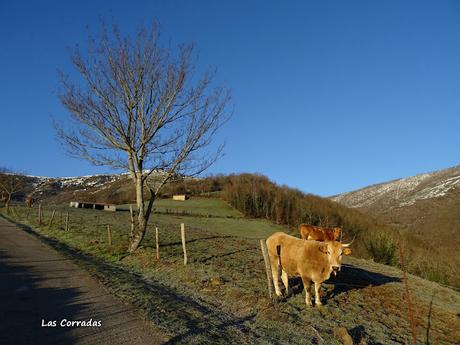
[260,239,276,302]
[155,227,160,260]
[181,223,187,265]
[107,224,112,246]
[48,209,56,227]
[65,211,69,231]
[10,204,18,218]
[38,203,42,225]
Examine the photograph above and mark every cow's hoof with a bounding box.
[315,301,323,307]
[274,295,284,303]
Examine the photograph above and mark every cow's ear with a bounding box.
[319,244,328,254]
[343,248,352,256]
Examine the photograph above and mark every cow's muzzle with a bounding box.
[332,266,340,276]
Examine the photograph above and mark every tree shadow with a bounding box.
[0,250,89,345]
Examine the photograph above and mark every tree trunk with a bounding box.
[5,194,11,213]
[127,175,156,253]
[129,205,135,240]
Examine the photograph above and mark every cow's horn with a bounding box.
[342,236,356,248]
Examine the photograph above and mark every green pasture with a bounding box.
[2,201,459,345]
[118,198,243,219]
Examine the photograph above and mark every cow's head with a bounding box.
[333,227,342,240]
[319,240,352,276]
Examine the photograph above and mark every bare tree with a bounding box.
[0,168,24,212]
[55,22,231,252]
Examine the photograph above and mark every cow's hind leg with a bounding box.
[281,269,291,296]
[269,257,282,297]
[301,277,312,307]
[314,281,323,306]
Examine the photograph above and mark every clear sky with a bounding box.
[1,0,460,196]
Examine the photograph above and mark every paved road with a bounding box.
[0,217,168,345]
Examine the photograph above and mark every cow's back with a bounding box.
[299,224,341,241]
[299,224,316,240]
[266,232,327,277]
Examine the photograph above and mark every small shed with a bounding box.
[172,195,189,201]
[103,204,117,212]
[69,201,118,212]
[69,201,79,208]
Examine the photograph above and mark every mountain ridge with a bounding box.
[331,164,460,210]
[331,164,460,287]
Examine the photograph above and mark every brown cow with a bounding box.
[299,224,341,241]
[266,232,352,307]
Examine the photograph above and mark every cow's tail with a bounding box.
[276,245,282,267]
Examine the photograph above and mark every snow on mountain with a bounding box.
[18,174,128,201]
[331,165,460,209]
[21,170,170,201]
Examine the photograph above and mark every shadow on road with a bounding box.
[6,220,267,344]
[0,250,90,345]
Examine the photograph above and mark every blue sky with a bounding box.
[1,0,460,196]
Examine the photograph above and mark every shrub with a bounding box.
[411,260,451,285]
[365,232,399,266]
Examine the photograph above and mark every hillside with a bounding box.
[5,172,168,205]
[330,165,460,247]
[331,165,460,210]
[332,165,460,286]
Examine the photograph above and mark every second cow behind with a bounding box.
[299,224,342,241]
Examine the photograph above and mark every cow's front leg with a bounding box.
[314,281,322,306]
[301,277,312,307]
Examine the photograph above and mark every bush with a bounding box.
[411,260,451,285]
[365,232,399,266]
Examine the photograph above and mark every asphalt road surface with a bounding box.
[0,216,168,345]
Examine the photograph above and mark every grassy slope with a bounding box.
[117,198,242,218]
[3,200,460,345]
[357,188,460,287]
[153,198,243,218]
[119,198,287,238]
